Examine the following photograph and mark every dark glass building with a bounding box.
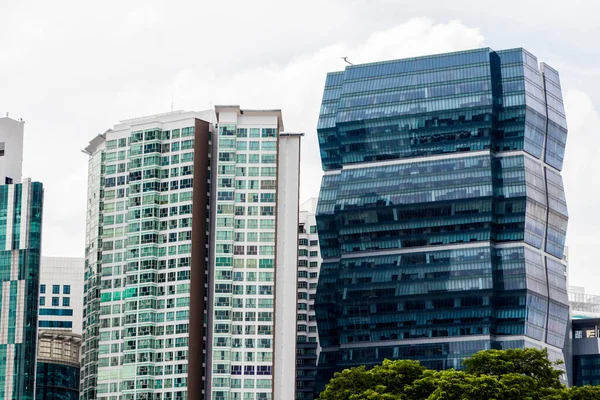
[572,318,600,386]
[0,179,44,399]
[35,330,80,400]
[314,48,570,391]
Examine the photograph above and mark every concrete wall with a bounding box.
[0,117,24,184]
[274,134,301,400]
[39,256,85,335]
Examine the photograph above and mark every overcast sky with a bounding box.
[1,0,598,291]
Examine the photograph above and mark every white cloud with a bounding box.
[171,17,485,202]
[0,0,598,296]
[11,16,484,257]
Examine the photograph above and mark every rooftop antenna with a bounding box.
[342,57,353,66]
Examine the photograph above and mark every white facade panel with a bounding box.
[38,256,85,335]
[274,135,301,400]
[0,117,24,184]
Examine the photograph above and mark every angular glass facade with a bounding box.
[0,179,44,399]
[315,48,569,392]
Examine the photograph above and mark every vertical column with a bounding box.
[189,119,211,400]
[4,344,14,399]
[5,185,14,250]
[274,135,301,400]
[14,279,25,344]
[0,281,10,344]
[210,123,236,399]
[19,179,30,250]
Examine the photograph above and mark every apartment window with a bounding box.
[52,297,59,307]
[260,193,275,203]
[40,284,46,294]
[261,154,276,164]
[261,141,276,151]
[261,128,277,138]
[63,285,71,295]
[39,297,45,306]
[249,141,260,150]
[247,246,258,255]
[261,167,276,177]
[234,246,245,255]
[52,285,60,294]
[63,297,70,307]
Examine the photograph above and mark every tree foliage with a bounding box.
[318,348,600,400]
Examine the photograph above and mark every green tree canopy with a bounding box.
[463,348,563,389]
[318,348,600,400]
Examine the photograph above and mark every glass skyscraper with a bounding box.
[0,117,44,399]
[206,107,301,400]
[80,111,213,400]
[314,48,569,391]
[80,108,301,400]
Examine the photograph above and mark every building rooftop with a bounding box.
[215,105,284,132]
[82,109,215,155]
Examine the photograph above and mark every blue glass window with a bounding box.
[40,284,46,294]
[63,285,71,295]
[39,308,73,316]
[52,297,59,307]
[52,285,60,294]
[63,297,70,307]
[39,320,73,329]
[313,47,569,394]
